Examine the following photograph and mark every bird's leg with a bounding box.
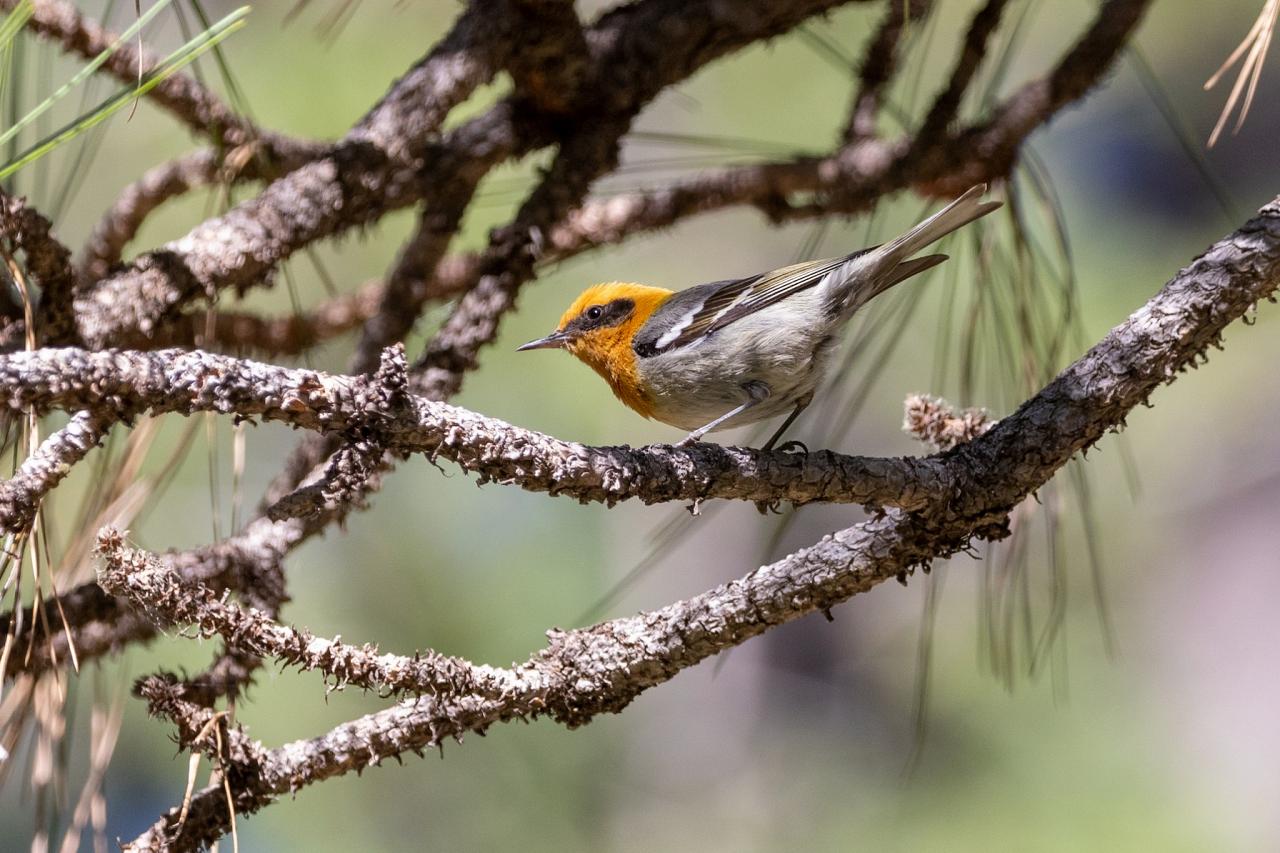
[676,405,751,446]
[761,393,813,452]
[676,382,771,446]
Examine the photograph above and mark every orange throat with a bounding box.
[571,333,655,419]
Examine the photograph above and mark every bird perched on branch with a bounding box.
[519,184,1001,448]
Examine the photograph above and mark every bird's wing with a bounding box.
[637,249,872,356]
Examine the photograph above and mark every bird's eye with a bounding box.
[586,306,603,321]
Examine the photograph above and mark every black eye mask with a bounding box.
[565,298,635,333]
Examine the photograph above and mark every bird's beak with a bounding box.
[516,330,571,352]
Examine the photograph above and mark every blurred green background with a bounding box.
[4,0,1280,849]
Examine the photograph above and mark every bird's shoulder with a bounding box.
[633,279,746,358]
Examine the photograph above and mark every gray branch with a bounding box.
[1,191,76,344]
[0,346,953,512]
[0,409,110,534]
[97,534,513,701]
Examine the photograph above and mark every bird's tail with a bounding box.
[835,184,1002,314]
[880,183,1002,260]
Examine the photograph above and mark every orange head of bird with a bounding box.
[517,282,673,417]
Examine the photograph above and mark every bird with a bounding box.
[518,184,1001,449]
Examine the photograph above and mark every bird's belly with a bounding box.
[635,309,837,432]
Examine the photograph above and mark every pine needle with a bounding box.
[0,6,250,180]
[1205,0,1278,146]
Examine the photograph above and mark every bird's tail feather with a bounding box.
[881,252,948,292]
[826,184,1000,316]
[880,183,1002,261]
[834,183,1003,312]
[844,253,948,313]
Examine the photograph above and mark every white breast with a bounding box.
[635,289,840,432]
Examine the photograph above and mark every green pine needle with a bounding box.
[0,0,179,150]
[0,6,250,181]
